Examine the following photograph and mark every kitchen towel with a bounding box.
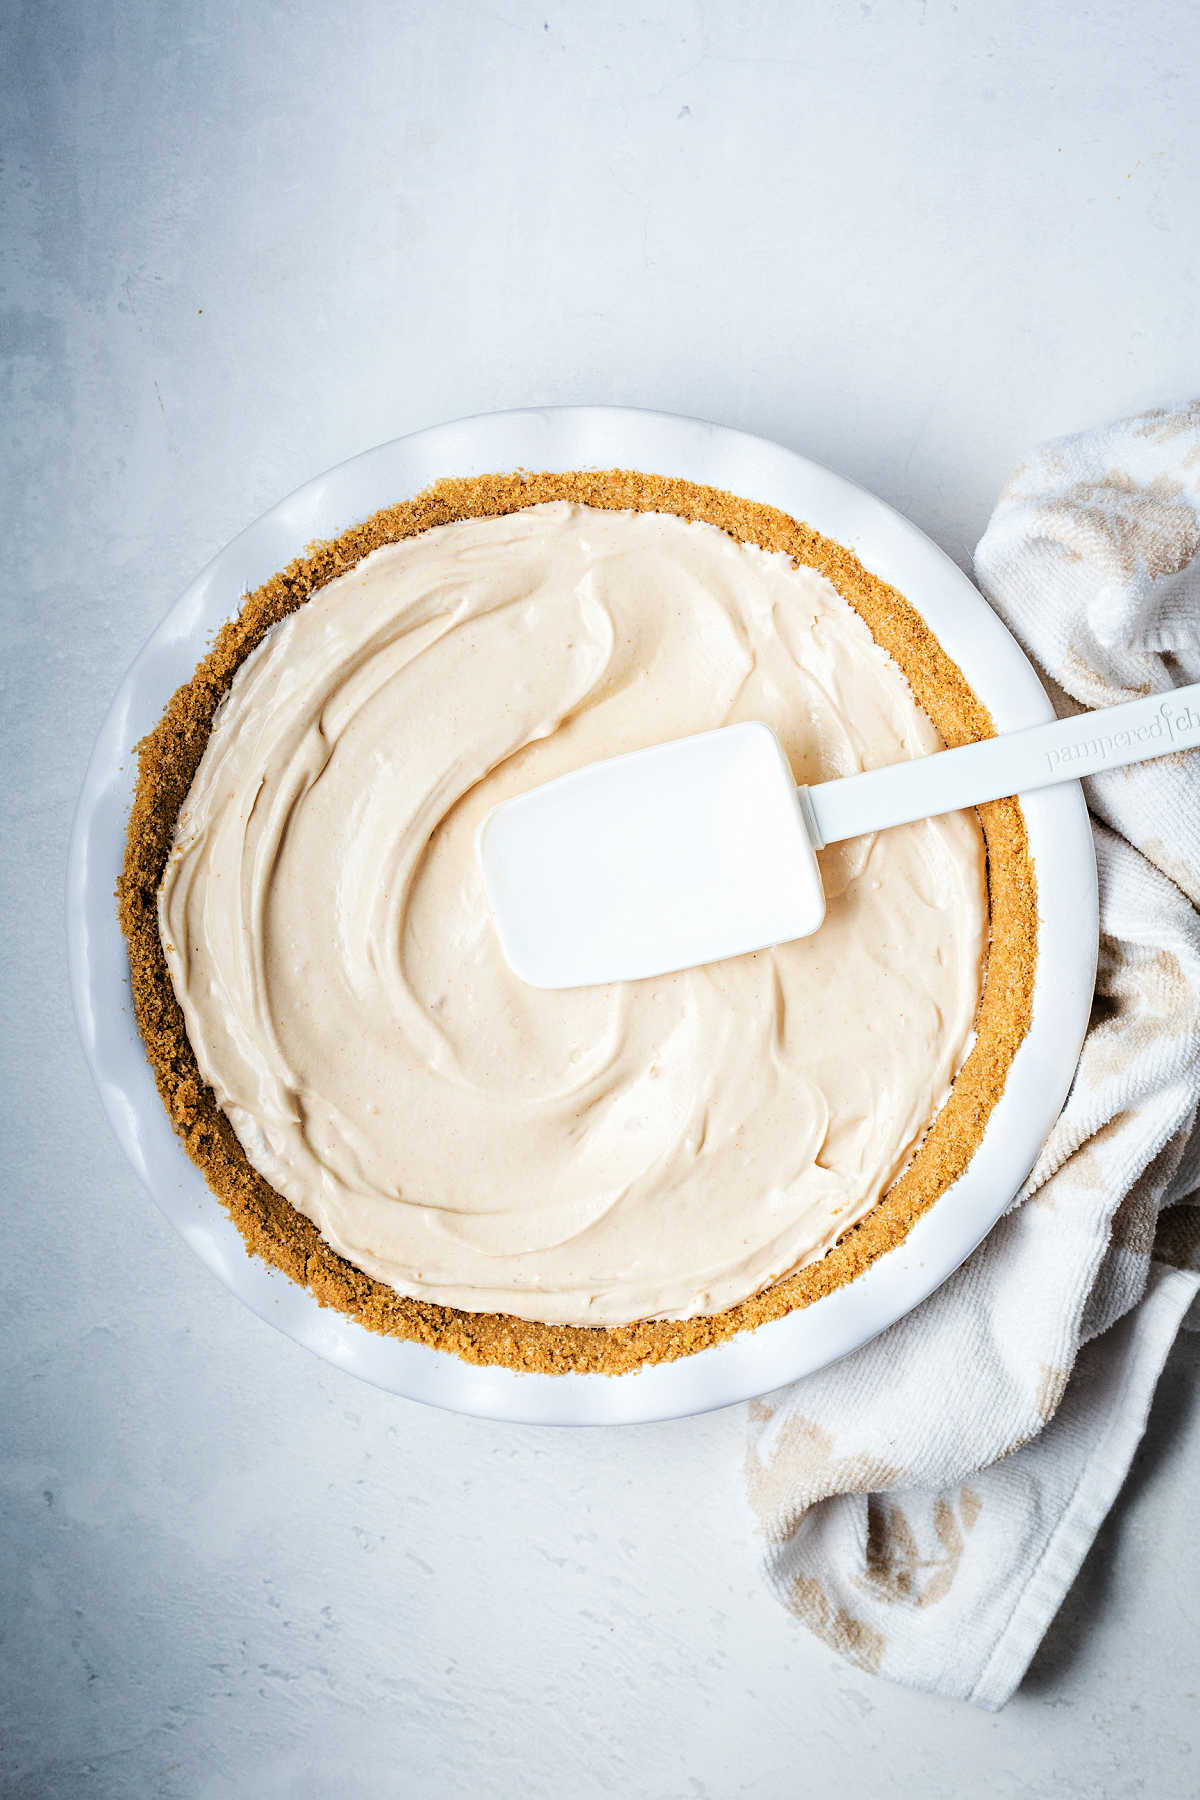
[745,401,1200,1708]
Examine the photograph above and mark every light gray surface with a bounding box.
[3,1,1199,1794]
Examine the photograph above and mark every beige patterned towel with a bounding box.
[745,403,1200,1708]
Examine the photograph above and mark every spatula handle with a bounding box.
[803,682,1200,850]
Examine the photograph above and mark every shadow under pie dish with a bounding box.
[118,464,1039,1375]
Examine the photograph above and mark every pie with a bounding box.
[119,470,1036,1373]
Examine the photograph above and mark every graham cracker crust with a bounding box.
[117,469,1037,1375]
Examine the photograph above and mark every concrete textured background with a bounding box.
[3,1,1198,1794]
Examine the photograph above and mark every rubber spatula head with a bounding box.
[476,722,825,988]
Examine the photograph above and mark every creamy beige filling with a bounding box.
[159,502,987,1327]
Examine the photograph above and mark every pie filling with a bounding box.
[159,502,987,1327]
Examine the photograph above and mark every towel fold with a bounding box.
[745,403,1200,1708]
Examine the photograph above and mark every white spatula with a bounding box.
[478,684,1200,989]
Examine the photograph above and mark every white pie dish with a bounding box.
[67,406,1097,1425]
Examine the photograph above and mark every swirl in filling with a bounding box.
[159,502,986,1326]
